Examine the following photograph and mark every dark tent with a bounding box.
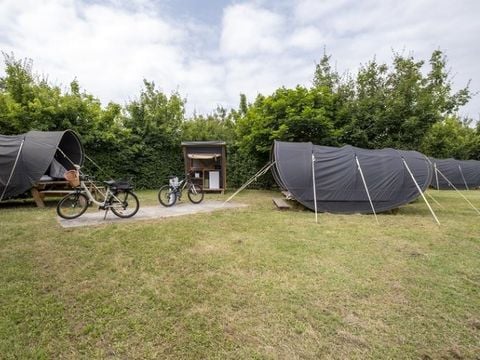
[271,141,433,214]
[430,158,480,190]
[0,130,84,201]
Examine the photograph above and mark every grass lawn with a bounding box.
[0,189,479,359]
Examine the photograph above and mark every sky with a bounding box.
[0,0,479,120]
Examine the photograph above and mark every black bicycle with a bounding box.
[158,173,204,207]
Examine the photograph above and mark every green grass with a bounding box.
[0,190,479,359]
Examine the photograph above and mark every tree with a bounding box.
[123,80,184,145]
[182,106,236,142]
[341,50,472,150]
[420,117,479,159]
[119,80,187,187]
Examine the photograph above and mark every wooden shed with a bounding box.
[181,141,227,193]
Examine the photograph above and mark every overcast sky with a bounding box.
[1,0,479,120]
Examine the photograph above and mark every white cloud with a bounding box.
[290,0,480,118]
[220,3,285,56]
[287,26,328,51]
[294,0,352,25]
[0,0,188,103]
[0,0,478,119]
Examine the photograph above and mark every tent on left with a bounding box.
[0,130,84,201]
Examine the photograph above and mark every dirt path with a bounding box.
[58,200,246,228]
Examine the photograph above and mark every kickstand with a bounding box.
[103,208,109,220]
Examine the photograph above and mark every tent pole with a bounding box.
[355,155,379,224]
[402,158,440,225]
[312,154,318,224]
[223,161,275,205]
[458,165,469,190]
[0,139,25,202]
[58,147,112,179]
[434,162,440,191]
[436,168,480,215]
[56,147,77,168]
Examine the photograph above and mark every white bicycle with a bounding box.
[56,167,140,220]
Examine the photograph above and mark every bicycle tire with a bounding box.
[187,183,204,204]
[57,192,89,219]
[111,190,140,218]
[158,185,177,207]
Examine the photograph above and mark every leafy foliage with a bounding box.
[0,50,477,190]
[420,117,479,159]
[235,50,475,175]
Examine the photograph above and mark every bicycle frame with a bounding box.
[71,180,121,208]
[171,176,198,197]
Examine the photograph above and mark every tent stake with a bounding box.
[355,155,379,224]
[402,158,440,225]
[0,139,25,202]
[458,165,469,190]
[312,154,318,223]
[436,168,480,215]
[223,161,275,205]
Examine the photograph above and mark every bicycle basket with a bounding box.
[64,170,80,187]
[169,177,179,186]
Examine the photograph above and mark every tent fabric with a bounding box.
[49,158,68,179]
[272,141,433,214]
[430,158,480,190]
[0,130,83,200]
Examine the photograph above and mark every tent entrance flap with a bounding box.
[0,130,84,200]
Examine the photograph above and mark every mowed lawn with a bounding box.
[0,190,479,359]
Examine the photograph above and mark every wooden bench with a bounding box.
[31,180,105,207]
[31,181,71,208]
[272,197,292,210]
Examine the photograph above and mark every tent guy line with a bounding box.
[402,158,440,225]
[435,167,480,216]
[354,155,379,224]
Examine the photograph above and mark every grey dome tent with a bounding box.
[271,141,433,214]
[0,130,84,201]
[430,158,480,190]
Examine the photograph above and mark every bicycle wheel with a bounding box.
[110,190,140,218]
[158,185,177,207]
[57,193,89,219]
[187,183,204,204]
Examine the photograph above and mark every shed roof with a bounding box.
[181,141,226,146]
